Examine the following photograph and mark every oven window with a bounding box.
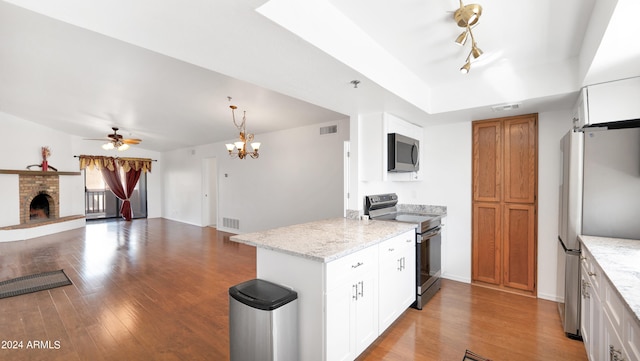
[420,233,442,287]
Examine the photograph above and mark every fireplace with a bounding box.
[0,169,85,242]
[29,192,53,220]
[20,174,59,224]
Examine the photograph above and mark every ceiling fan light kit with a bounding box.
[453,0,484,74]
[89,127,141,151]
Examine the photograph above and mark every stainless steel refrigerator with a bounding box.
[558,127,640,339]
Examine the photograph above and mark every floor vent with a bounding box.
[223,217,240,229]
[320,125,338,135]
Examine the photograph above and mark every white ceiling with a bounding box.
[1,0,638,152]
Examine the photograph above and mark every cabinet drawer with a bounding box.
[326,245,378,284]
[581,248,602,294]
[379,231,414,255]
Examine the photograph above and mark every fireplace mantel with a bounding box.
[0,169,81,176]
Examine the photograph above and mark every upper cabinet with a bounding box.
[575,77,640,130]
[359,112,423,182]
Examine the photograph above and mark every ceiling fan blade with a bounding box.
[122,138,142,144]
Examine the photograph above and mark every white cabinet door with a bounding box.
[581,258,603,361]
[378,230,415,333]
[624,315,640,361]
[604,311,627,361]
[587,77,640,126]
[397,233,416,310]
[378,237,403,332]
[325,245,378,360]
[354,273,378,355]
[326,281,355,361]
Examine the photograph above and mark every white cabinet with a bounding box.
[378,230,416,332]
[581,248,603,361]
[580,243,640,361]
[624,311,640,361]
[359,112,423,182]
[257,229,418,361]
[576,76,640,129]
[326,244,378,360]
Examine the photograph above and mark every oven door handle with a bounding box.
[417,225,442,242]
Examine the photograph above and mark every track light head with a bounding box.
[455,30,468,46]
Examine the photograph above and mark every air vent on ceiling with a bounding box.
[320,125,338,135]
[491,103,521,112]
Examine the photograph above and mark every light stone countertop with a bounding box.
[230,217,417,263]
[579,235,640,326]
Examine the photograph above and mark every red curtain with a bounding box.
[78,155,152,221]
[98,158,141,221]
[122,168,142,221]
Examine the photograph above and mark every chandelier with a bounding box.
[224,104,261,159]
[453,0,483,74]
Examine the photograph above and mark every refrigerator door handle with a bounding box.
[558,236,581,256]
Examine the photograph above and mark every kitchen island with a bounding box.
[579,235,640,360]
[230,217,418,361]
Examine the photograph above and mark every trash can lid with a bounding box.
[229,279,298,311]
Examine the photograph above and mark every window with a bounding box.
[84,166,147,220]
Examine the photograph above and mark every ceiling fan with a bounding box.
[88,127,142,151]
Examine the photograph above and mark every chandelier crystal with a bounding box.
[225,104,260,159]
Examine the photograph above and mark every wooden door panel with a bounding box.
[473,121,502,202]
[503,115,537,204]
[472,202,501,284]
[503,204,536,291]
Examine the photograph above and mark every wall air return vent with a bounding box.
[319,125,338,135]
[223,217,240,230]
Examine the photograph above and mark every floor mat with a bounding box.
[0,269,72,299]
[463,349,492,361]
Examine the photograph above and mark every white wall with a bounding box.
[537,109,573,301]
[162,118,349,233]
[356,110,572,301]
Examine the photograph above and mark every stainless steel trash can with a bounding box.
[229,279,298,361]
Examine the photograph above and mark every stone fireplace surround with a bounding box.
[0,169,85,242]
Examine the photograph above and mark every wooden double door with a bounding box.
[472,114,538,295]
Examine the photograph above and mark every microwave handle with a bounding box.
[412,142,419,168]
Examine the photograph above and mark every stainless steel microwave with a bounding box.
[388,133,419,172]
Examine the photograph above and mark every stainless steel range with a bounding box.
[364,193,443,310]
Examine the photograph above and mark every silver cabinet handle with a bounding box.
[352,284,358,301]
[397,258,402,271]
[358,281,364,298]
[609,345,624,361]
[388,248,394,252]
[581,279,591,299]
[351,262,363,269]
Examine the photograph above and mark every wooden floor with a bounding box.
[0,219,587,361]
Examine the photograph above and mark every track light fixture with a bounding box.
[453,0,483,74]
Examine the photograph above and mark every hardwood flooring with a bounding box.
[0,219,587,360]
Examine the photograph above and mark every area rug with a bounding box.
[463,349,492,361]
[0,269,72,299]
